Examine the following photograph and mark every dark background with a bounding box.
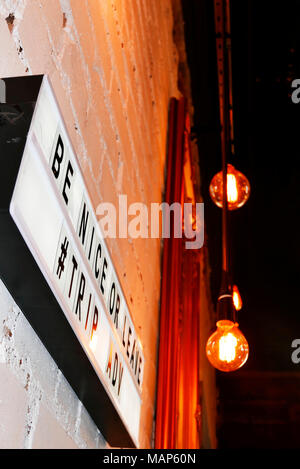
[182,0,300,372]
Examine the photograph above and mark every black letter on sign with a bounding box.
[88,226,95,261]
[85,294,92,330]
[52,135,64,179]
[68,256,78,298]
[79,202,89,246]
[137,356,143,386]
[100,258,108,295]
[118,363,124,396]
[75,273,85,321]
[62,161,74,205]
[109,282,116,316]
[91,305,99,340]
[112,353,118,386]
[94,243,102,279]
[114,294,120,329]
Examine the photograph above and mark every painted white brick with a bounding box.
[0,0,180,448]
[0,279,107,449]
[0,363,28,449]
[32,403,78,449]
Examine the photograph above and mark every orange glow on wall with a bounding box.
[155,98,200,449]
[206,320,249,372]
[209,164,250,210]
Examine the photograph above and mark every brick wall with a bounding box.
[0,279,106,449]
[0,0,180,449]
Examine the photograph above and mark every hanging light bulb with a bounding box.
[206,319,249,372]
[232,284,243,311]
[209,164,250,210]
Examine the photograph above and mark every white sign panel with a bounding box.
[9,76,144,447]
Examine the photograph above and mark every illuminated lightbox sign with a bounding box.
[9,76,143,447]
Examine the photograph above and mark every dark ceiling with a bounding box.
[182,0,300,448]
[182,0,300,372]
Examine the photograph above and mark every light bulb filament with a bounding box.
[227,174,238,203]
[219,333,237,363]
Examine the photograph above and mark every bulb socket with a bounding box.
[217,293,236,323]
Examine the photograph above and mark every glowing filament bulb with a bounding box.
[227,174,238,203]
[219,333,238,362]
[206,320,249,372]
[209,164,250,210]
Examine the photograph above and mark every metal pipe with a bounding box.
[214,0,236,321]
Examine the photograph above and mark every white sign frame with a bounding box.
[9,76,144,447]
